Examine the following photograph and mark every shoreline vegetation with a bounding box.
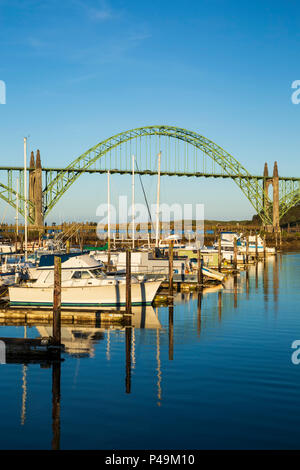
[1,219,300,250]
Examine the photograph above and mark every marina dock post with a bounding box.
[168,240,174,300]
[218,236,222,272]
[233,237,238,270]
[246,235,249,264]
[53,256,62,346]
[197,249,203,289]
[263,233,266,260]
[255,233,258,262]
[126,249,132,314]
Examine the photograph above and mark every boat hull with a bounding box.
[8,280,162,309]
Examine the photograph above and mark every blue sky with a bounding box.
[0,0,300,223]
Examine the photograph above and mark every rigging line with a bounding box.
[135,160,155,233]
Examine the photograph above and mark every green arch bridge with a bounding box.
[0,125,299,228]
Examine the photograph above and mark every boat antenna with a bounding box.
[135,160,155,234]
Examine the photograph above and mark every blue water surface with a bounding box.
[0,253,299,450]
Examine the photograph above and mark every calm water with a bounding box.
[0,252,299,450]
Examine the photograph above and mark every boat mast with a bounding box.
[24,138,28,261]
[155,152,161,248]
[107,170,111,259]
[132,154,135,250]
[16,177,19,237]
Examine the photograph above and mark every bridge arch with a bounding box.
[0,182,34,224]
[44,125,273,224]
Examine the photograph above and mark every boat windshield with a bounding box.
[90,268,104,278]
[72,270,92,279]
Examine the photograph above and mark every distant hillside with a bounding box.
[252,203,300,226]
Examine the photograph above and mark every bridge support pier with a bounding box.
[262,161,280,232]
[28,150,44,230]
[263,162,272,231]
[272,161,280,233]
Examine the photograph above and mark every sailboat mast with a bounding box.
[132,154,135,250]
[16,177,19,237]
[155,152,161,248]
[107,170,111,255]
[24,138,28,261]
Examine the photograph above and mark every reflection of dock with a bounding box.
[0,336,62,363]
[0,306,162,358]
[0,305,162,328]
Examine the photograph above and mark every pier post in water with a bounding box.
[197,248,203,289]
[53,256,62,346]
[168,240,174,300]
[218,235,222,272]
[255,233,258,262]
[126,249,132,314]
[246,234,249,264]
[233,237,238,270]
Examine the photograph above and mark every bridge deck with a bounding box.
[0,167,298,181]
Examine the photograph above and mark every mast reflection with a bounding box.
[169,304,174,361]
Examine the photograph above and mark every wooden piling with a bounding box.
[255,233,258,262]
[168,240,174,300]
[53,256,61,346]
[263,233,266,260]
[246,234,249,264]
[126,249,132,314]
[218,235,222,272]
[233,237,237,270]
[197,248,203,289]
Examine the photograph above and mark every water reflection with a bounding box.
[168,305,174,361]
[0,255,285,449]
[52,360,61,450]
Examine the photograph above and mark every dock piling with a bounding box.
[126,249,132,314]
[53,256,62,346]
[246,234,249,264]
[168,240,174,300]
[233,237,238,270]
[197,248,203,289]
[218,235,222,272]
[255,233,258,262]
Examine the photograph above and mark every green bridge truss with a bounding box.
[0,125,299,225]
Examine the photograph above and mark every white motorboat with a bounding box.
[8,253,162,309]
